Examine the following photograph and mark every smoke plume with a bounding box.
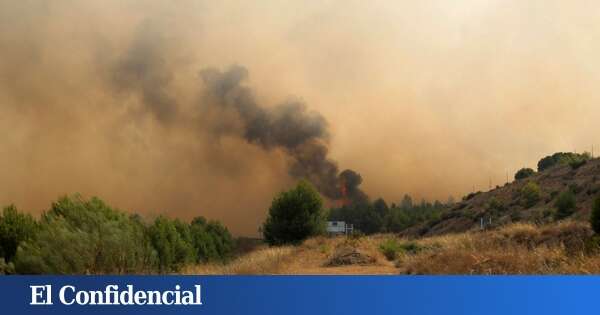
[199,66,358,200]
[3,1,600,235]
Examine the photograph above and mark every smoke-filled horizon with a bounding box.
[2,1,600,235]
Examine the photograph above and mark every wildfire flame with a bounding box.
[339,179,349,207]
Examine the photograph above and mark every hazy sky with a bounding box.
[2,0,600,235]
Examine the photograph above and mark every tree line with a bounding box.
[0,195,233,274]
[327,195,448,234]
[262,180,450,245]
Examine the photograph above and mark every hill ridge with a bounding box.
[404,157,600,236]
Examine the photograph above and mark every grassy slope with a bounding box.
[186,220,600,275]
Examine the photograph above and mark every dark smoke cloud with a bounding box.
[198,66,366,201]
[338,170,369,206]
[108,24,369,204]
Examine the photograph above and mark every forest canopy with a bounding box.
[0,195,233,274]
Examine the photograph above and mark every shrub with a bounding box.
[399,241,424,254]
[520,182,541,208]
[537,152,591,172]
[379,239,402,261]
[487,197,505,212]
[514,168,535,180]
[554,191,576,220]
[570,159,587,170]
[379,239,423,261]
[591,197,600,234]
[262,180,325,245]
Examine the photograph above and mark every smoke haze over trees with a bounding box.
[3,1,600,235]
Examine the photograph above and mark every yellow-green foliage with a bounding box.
[521,182,541,208]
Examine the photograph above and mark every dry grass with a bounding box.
[183,246,295,275]
[184,236,396,275]
[184,220,600,275]
[399,220,598,274]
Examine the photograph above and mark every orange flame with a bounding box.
[339,179,349,207]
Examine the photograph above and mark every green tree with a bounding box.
[400,194,413,209]
[189,217,233,262]
[521,182,541,208]
[591,197,600,234]
[384,208,410,233]
[514,168,535,180]
[205,221,234,260]
[0,205,37,262]
[148,216,196,272]
[373,198,389,218]
[14,195,157,274]
[554,191,576,220]
[356,207,384,234]
[262,180,325,245]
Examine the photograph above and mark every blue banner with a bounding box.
[0,276,595,314]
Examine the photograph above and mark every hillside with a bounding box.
[183,154,600,275]
[403,157,600,237]
[185,220,600,275]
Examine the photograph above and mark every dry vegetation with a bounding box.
[185,236,397,275]
[399,221,600,274]
[415,158,600,237]
[185,220,600,275]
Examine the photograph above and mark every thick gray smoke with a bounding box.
[199,66,366,201]
[108,26,368,202]
[111,22,177,123]
[338,170,369,206]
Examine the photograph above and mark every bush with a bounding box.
[379,239,424,261]
[591,197,600,234]
[379,239,402,261]
[537,152,591,172]
[487,197,505,212]
[520,182,541,208]
[262,180,325,245]
[514,168,535,180]
[570,159,587,170]
[554,191,576,220]
[399,241,424,254]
